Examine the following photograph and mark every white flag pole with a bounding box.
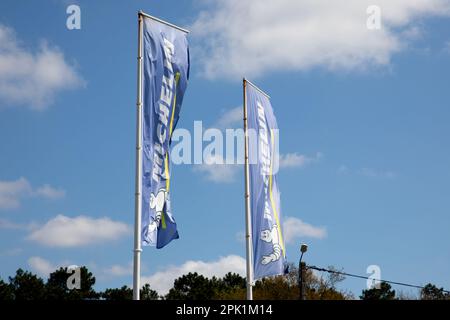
[243,78,254,300]
[133,12,143,301]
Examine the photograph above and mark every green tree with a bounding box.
[305,265,349,300]
[396,291,418,300]
[102,285,133,300]
[9,269,45,300]
[0,278,14,300]
[140,283,159,300]
[166,272,215,300]
[221,272,246,290]
[101,284,159,300]
[360,282,396,300]
[253,263,349,300]
[421,283,448,300]
[162,263,349,300]
[213,273,246,300]
[213,264,349,300]
[250,263,345,300]
[46,266,98,300]
[253,275,298,300]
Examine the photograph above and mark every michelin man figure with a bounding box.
[260,224,282,265]
[147,188,175,233]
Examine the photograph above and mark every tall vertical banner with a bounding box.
[141,15,189,248]
[245,81,286,280]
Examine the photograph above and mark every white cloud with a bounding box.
[34,184,66,199]
[27,214,131,247]
[103,262,133,277]
[283,216,327,244]
[28,256,56,277]
[0,218,36,230]
[0,177,31,209]
[236,218,326,245]
[337,165,350,174]
[401,25,423,40]
[193,154,240,183]
[0,24,84,110]
[194,151,321,182]
[0,177,65,210]
[141,255,246,295]
[279,152,322,169]
[191,0,450,79]
[216,107,242,128]
[358,167,396,179]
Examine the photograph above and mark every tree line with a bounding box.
[0,263,448,300]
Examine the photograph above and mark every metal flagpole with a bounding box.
[133,12,143,301]
[243,78,253,300]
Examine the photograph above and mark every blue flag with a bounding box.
[141,16,189,249]
[246,81,286,279]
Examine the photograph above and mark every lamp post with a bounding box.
[299,243,308,300]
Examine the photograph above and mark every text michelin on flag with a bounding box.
[141,16,189,249]
[246,81,286,279]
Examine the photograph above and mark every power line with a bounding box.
[306,265,450,294]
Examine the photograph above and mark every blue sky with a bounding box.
[1,0,450,297]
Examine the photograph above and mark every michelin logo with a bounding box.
[147,188,175,233]
[260,224,282,265]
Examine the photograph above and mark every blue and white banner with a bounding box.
[141,16,189,248]
[246,81,286,279]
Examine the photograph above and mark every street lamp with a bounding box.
[299,243,308,300]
